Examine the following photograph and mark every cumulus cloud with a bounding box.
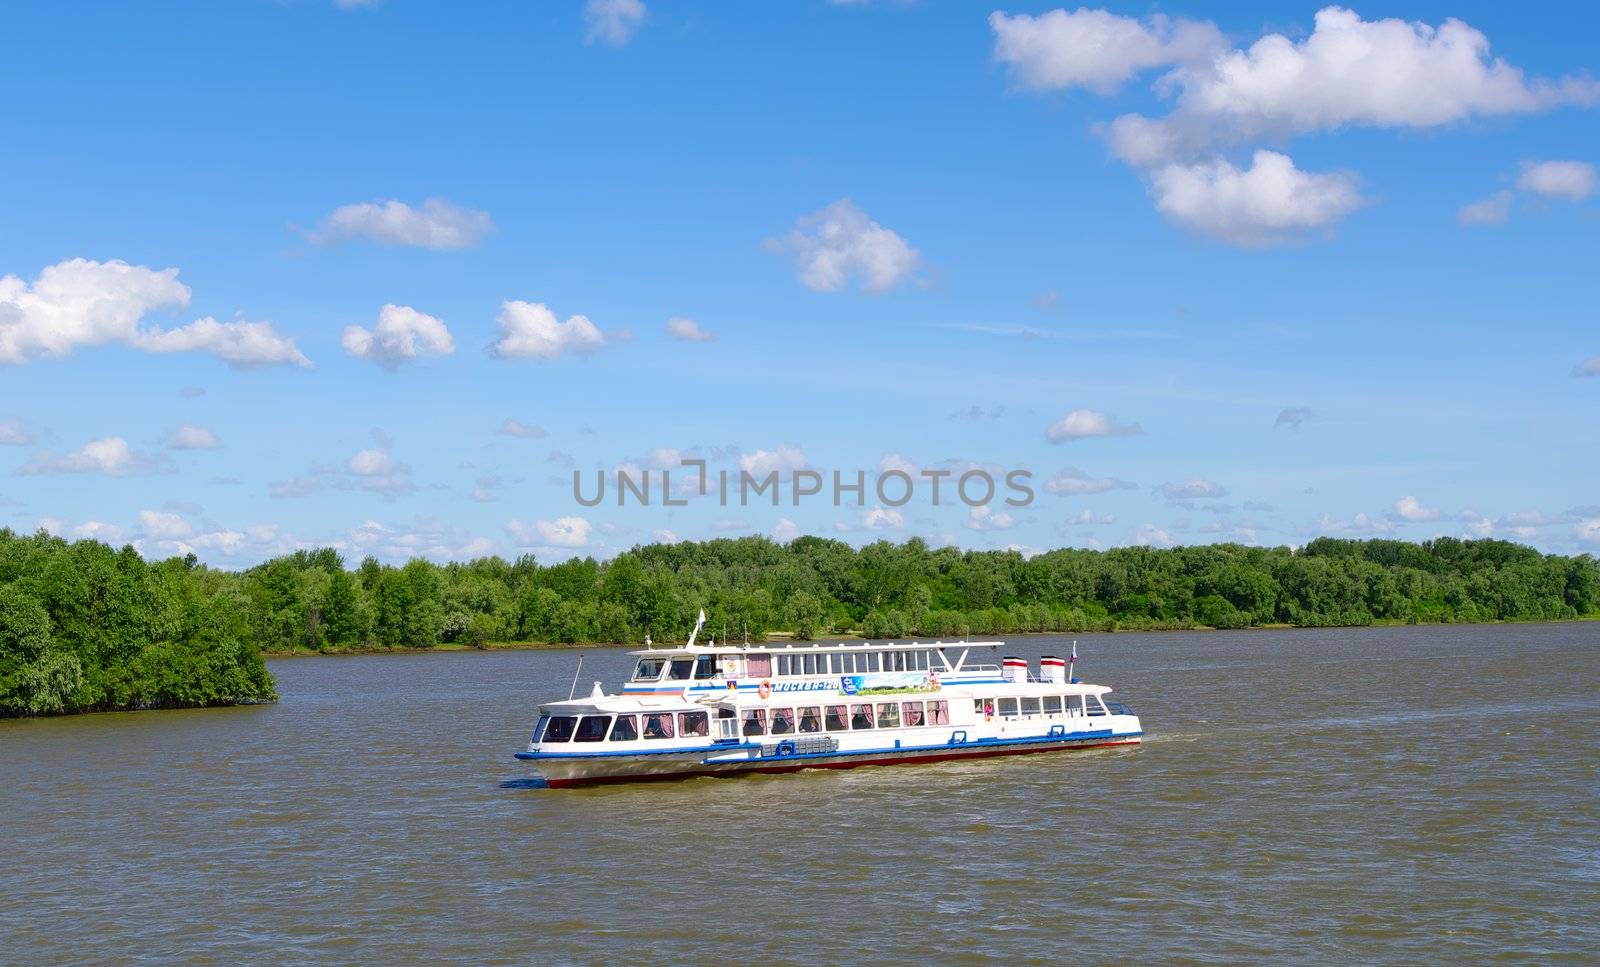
[1044,466,1134,495]
[1314,510,1395,537]
[1132,523,1173,547]
[666,316,715,342]
[1578,519,1600,544]
[0,258,308,367]
[862,506,905,530]
[1045,408,1141,442]
[765,199,920,294]
[1148,151,1366,247]
[492,301,607,360]
[740,445,808,480]
[165,425,221,450]
[498,418,547,439]
[989,8,1223,94]
[1574,356,1600,378]
[270,440,416,499]
[312,198,492,250]
[508,516,593,548]
[1155,478,1228,503]
[137,509,192,540]
[584,0,645,47]
[1274,406,1315,430]
[1393,495,1441,521]
[769,519,801,542]
[72,520,124,542]
[1518,160,1597,201]
[20,437,169,477]
[0,420,35,445]
[341,304,454,370]
[1457,191,1514,226]
[965,505,1016,531]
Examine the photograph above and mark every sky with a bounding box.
[0,0,1596,567]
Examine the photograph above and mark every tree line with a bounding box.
[2,527,1596,715]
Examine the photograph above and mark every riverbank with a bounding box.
[259,614,1600,657]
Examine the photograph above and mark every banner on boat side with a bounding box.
[838,672,942,696]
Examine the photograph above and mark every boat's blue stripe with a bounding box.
[515,729,1142,762]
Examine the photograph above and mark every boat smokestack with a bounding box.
[1039,655,1066,684]
[1002,656,1028,683]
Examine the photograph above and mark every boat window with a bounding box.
[742,709,768,737]
[928,700,950,725]
[798,707,822,733]
[679,711,710,737]
[777,655,790,676]
[642,712,676,739]
[542,715,577,742]
[574,716,612,742]
[771,708,796,734]
[532,714,550,741]
[1021,697,1042,716]
[902,702,924,727]
[1067,695,1085,715]
[803,654,817,675]
[850,704,875,729]
[892,652,907,672]
[1043,696,1063,714]
[667,658,694,681]
[747,654,772,678]
[633,659,665,681]
[877,703,900,728]
[609,715,639,741]
[998,698,1019,718]
[975,697,993,719]
[825,705,849,731]
[1087,696,1108,716]
[694,655,717,679]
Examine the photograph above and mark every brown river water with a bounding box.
[3,624,1598,965]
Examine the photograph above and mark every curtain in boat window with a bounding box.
[928,701,950,725]
[642,712,675,739]
[770,708,795,734]
[678,711,709,736]
[747,654,772,677]
[609,715,638,741]
[901,702,924,727]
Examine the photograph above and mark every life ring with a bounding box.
[758,680,772,700]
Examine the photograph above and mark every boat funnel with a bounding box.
[1039,655,1067,684]
[1002,656,1028,683]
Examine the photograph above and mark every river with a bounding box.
[3,623,1597,964]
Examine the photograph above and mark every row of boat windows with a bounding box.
[975,695,1109,717]
[539,710,712,744]
[729,700,953,737]
[632,649,938,682]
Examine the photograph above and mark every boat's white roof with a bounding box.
[627,639,1006,657]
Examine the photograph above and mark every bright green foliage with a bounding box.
[4,527,1596,717]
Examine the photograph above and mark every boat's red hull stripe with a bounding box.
[541,737,1140,788]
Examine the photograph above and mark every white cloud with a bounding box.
[72,520,124,542]
[1457,191,1513,227]
[270,441,416,499]
[1393,495,1441,521]
[0,258,308,368]
[1044,466,1133,495]
[1517,160,1597,201]
[1045,408,1141,442]
[584,0,645,48]
[989,8,1222,94]
[492,301,607,360]
[498,418,547,439]
[1061,509,1114,527]
[508,516,592,548]
[138,509,192,540]
[740,445,808,480]
[1274,406,1315,430]
[772,518,802,542]
[666,316,715,342]
[20,437,168,477]
[862,506,905,530]
[879,452,920,476]
[1149,151,1366,247]
[653,529,679,543]
[1155,478,1228,502]
[965,505,1016,531]
[341,304,454,370]
[313,198,492,250]
[766,199,920,294]
[165,425,221,450]
[1132,523,1173,547]
[0,420,35,445]
[1577,519,1600,544]
[1461,513,1495,538]
[1575,356,1600,378]
[1314,511,1395,537]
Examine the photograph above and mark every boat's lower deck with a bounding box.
[517,727,1142,787]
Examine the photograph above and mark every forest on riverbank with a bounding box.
[2,527,1597,715]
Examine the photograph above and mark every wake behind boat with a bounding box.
[514,615,1142,787]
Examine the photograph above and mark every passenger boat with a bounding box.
[514,618,1142,787]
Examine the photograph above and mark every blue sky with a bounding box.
[1,0,1596,565]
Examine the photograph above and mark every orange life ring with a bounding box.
[758,680,772,700]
